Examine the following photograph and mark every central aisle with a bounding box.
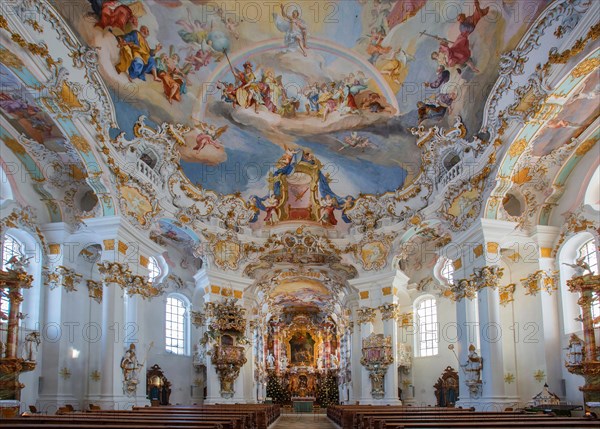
[271,415,338,429]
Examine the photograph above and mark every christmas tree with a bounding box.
[317,372,339,407]
[266,373,290,404]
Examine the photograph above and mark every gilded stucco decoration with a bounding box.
[499,284,516,306]
[357,307,377,325]
[205,298,248,398]
[86,280,102,304]
[360,333,394,399]
[97,261,164,300]
[553,209,599,257]
[450,279,477,301]
[0,208,48,254]
[190,311,206,328]
[378,303,399,321]
[439,152,497,232]
[471,266,504,291]
[347,231,397,271]
[198,230,247,271]
[44,266,82,292]
[244,227,357,281]
[521,270,560,296]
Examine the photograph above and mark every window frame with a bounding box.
[1,235,23,319]
[578,239,599,325]
[165,294,190,356]
[414,295,439,358]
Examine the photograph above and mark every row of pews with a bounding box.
[0,403,280,429]
[327,404,599,429]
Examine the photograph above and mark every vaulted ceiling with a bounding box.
[0,1,598,311]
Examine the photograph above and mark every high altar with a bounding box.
[265,314,340,406]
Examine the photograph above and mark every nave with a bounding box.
[2,404,600,428]
[0,0,599,422]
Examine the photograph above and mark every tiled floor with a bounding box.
[271,414,338,428]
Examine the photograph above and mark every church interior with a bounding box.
[0,0,599,428]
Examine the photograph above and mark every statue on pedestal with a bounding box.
[462,344,482,397]
[22,332,40,362]
[266,351,276,368]
[121,343,143,396]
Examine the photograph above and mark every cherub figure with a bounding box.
[193,122,228,151]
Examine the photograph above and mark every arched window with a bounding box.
[1,235,23,319]
[415,296,438,357]
[165,295,189,355]
[147,257,161,283]
[578,239,599,324]
[441,259,454,285]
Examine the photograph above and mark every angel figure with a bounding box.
[225,17,240,40]
[5,255,31,271]
[563,257,593,277]
[274,3,308,56]
[176,8,208,45]
[215,6,241,39]
[381,47,414,84]
[193,122,228,152]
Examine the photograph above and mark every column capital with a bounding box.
[378,303,399,321]
[357,307,377,325]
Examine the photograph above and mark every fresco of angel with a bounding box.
[334,132,375,152]
[274,3,308,57]
[380,47,414,84]
[216,7,241,40]
[192,122,228,152]
[176,9,209,45]
[359,28,391,64]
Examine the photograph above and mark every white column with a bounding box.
[532,226,562,395]
[36,224,78,413]
[478,286,506,406]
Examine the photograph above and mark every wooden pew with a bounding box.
[327,404,598,429]
[0,403,279,429]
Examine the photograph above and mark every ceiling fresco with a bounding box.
[0,62,68,152]
[270,278,332,310]
[54,0,547,206]
[530,70,599,157]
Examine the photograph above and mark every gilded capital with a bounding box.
[472,265,504,291]
[378,303,399,321]
[357,307,376,325]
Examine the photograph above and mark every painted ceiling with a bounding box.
[1,0,598,314]
[54,0,547,201]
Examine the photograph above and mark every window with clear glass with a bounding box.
[1,235,23,320]
[416,297,438,357]
[441,259,454,285]
[165,296,187,355]
[579,239,599,325]
[147,257,160,283]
